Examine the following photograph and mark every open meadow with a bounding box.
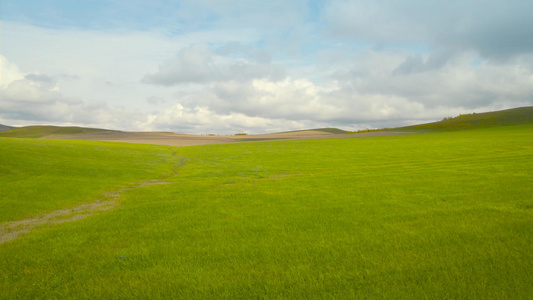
[1,123,532,298]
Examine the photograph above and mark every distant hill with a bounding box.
[276,128,348,135]
[2,106,531,140]
[0,124,16,133]
[395,106,533,132]
[312,128,349,134]
[0,125,118,138]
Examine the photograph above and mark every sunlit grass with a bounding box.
[0,138,182,222]
[1,124,532,298]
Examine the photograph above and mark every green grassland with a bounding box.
[1,124,533,298]
[0,138,182,222]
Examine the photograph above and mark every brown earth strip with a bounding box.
[0,180,169,244]
[44,131,235,146]
[43,130,417,147]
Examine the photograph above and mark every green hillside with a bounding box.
[276,127,348,134]
[312,127,348,134]
[396,106,533,131]
[0,125,117,138]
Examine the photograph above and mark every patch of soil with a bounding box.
[0,180,170,244]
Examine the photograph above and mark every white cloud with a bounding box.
[337,50,533,111]
[145,103,329,134]
[142,44,285,85]
[0,55,25,88]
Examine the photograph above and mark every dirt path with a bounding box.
[0,180,169,244]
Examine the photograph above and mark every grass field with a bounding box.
[1,124,532,298]
[0,138,182,222]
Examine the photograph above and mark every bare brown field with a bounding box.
[43,130,416,146]
[44,131,235,146]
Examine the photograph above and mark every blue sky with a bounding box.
[1,0,532,133]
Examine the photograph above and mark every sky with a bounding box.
[1,0,532,134]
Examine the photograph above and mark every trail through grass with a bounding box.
[1,124,532,298]
[0,138,182,222]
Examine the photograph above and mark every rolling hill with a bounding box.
[0,125,355,146]
[0,125,118,138]
[395,106,533,131]
[1,106,532,144]
[274,127,348,134]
